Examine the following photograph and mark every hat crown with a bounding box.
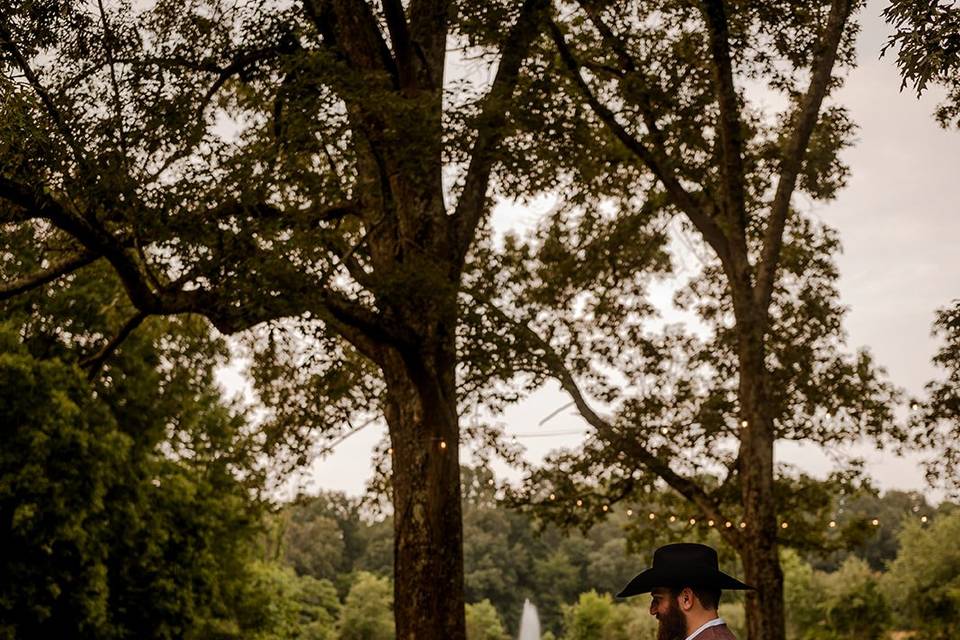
[652,543,719,571]
[616,542,754,598]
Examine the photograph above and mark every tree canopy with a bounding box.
[883,0,960,128]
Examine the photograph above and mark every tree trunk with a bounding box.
[381,342,466,640]
[736,315,786,640]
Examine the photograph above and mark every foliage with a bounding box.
[911,301,960,497]
[0,254,274,638]
[281,480,942,638]
[782,551,890,640]
[559,590,656,640]
[458,3,908,636]
[0,321,275,639]
[336,572,394,640]
[805,490,934,571]
[782,549,823,638]
[883,510,960,639]
[227,562,340,640]
[465,599,510,640]
[279,492,392,594]
[0,328,127,638]
[883,1,960,127]
[815,557,890,640]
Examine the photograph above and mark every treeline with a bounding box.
[1,259,956,639]
[275,476,959,639]
[2,320,957,640]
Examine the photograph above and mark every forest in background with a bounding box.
[1,293,957,639]
[269,476,960,640]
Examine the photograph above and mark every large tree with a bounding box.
[0,0,550,637]
[459,2,904,640]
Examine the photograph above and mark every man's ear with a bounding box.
[678,587,695,612]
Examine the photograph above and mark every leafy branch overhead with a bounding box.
[883,0,960,128]
[0,0,550,364]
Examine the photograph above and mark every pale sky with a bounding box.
[218,1,959,502]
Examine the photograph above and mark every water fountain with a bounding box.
[517,598,541,640]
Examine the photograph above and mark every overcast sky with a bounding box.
[219,1,959,502]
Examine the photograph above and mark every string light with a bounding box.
[527,500,930,529]
[388,448,394,455]
[740,420,748,427]
[439,440,447,450]
[488,479,495,486]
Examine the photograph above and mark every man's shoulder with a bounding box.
[697,623,738,640]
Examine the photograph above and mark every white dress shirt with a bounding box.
[684,617,727,640]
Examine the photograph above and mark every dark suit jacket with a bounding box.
[694,623,738,640]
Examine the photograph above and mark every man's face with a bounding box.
[650,588,687,640]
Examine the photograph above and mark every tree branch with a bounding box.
[0,20,88,170]
[381,0,415,88]
[97,0,129,156]
[80,310,147,379]
[0,176,169,313]
[304,0,398,84]
[548,19,734,271]
[467,289,741,548]
[701,0,749,236]
[755,0,854,314]
[0,251,100,301]
[407,0,451,88]
[453,0,549,260]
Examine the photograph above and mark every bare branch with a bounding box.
[755,0,854,314]
[548,19,734,270]
[0,251,100,301]
[453,0,549,260]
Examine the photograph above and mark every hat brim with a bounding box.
[616,566,754,598]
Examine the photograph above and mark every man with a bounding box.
[617,543,754,640]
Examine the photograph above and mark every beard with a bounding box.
[656,599,688,640]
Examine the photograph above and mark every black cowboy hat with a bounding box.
[617,543,754,598]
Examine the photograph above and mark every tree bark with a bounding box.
[735,309,786,640]
[381,335,465,640]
